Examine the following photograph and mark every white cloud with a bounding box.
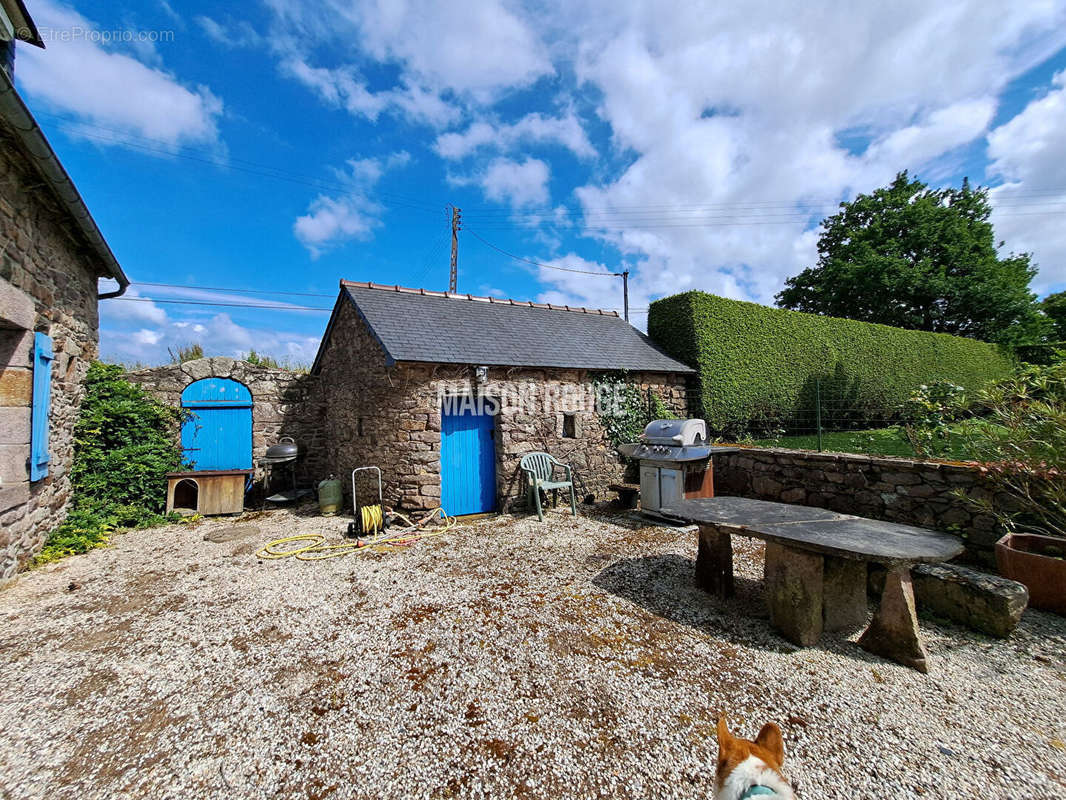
[98,289,168,325]
[435,111,595,160]
[100,298,323,367]
[279,57,459,127]
[293,152,411,256]
[333,0,553,99]
[546,0,1066,307]
[987,71,1066,293]
[196,16,264,48]
[455,157,551,209]
[18,0,223,148]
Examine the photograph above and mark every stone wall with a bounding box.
[316,299,690,512]
[0,124,112,581]
[714,448,1000,564]
[126,358,327,484]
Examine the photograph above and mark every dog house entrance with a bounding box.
[172,478,199,513]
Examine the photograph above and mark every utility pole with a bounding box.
[449,205,461,293]
[622,270,629,322]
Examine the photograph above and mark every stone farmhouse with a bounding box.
[0,3,130,580]
[310,281,694,514]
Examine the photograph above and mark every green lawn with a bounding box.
[752,427,918,457]
[751,425,981,460]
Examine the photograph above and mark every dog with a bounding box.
[715,717,797,799]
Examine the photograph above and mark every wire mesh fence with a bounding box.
[684,377,916,456]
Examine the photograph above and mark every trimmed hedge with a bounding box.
[648,291,1014,436]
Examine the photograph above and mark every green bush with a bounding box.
[34,363,187,565]
[648,291,1014,437]
[956,362,1066,538]
[898,381,969,458]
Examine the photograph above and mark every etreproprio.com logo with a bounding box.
[25,26,175,44]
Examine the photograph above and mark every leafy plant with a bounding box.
[593,375,672,448]
[898,381,968,458]
[168,342,204,363]
[33,363,188,565]
[244,349,280,368]
[956,362,1066,538]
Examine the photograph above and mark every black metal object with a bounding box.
[259,436,309,505]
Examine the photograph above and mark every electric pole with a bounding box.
[449,206,461,293]
[622,270,629,322]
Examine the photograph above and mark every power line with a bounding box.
[38,112,444,214]
[112,297,332,311]
[133,281,335,298]
[467,230,623,276]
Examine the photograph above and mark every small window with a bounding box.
[563,413,577,439]
[358,417,365,436]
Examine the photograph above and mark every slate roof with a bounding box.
[311,281,694,374]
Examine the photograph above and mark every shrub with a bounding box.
[898,381,968,458]
[647,291,1014,437]
[33,363,187,565]
[957,362,1066,538]
[593,374,674,448]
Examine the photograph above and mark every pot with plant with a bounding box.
[956,360,1066,615]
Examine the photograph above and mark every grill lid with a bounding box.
[264,436,302,461]
[641,418,706,446]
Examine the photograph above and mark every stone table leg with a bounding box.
[823,556,868,633]
[764,542,824,646]
[858,566,929,674]
[695,524,734,598]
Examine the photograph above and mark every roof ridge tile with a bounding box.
[340,279,619,317]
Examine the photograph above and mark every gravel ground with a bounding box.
[0,505,1064,800]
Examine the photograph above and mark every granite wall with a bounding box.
[714,448,1001,564]
[0,123,112,581]
[126,358,327,486]
[316,299,689,512]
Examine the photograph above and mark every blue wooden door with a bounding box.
[440,406,496,516]
[180,378,252,470]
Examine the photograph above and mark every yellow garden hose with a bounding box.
[256,507,459,561]
[360,504,384,534]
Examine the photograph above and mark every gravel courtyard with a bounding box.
[1,506,1064,800]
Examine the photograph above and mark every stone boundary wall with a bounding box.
[126,358,327,485]
[0,124,110,581]
[316,299,690,512]
[714,448,1000,565]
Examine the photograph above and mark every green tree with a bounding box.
[1043,291,1066,341]
[776,172,1042,344]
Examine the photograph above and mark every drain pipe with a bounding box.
[0,69,129,299]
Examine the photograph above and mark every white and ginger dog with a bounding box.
[715,717,797,800]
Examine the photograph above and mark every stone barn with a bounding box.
[0,17,130,581]
[311,281,694,515]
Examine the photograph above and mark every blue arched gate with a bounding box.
[180,378,253,471]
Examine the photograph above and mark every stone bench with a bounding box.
[871,562,1029,638]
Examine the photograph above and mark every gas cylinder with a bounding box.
[317,475,342,516]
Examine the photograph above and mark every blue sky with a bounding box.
[14,0,1066,365]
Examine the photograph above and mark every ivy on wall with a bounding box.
[592,373,676,447]
[648,291,1014,437]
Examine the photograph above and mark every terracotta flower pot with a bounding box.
[995,533,1066,616]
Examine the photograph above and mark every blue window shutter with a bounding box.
[30,332,53,482]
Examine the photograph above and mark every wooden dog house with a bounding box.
[165,469,252,516]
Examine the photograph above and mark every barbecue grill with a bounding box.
[618,419,737,515]
[260,436,311,504]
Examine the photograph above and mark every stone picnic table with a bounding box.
[657,496,965,673]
